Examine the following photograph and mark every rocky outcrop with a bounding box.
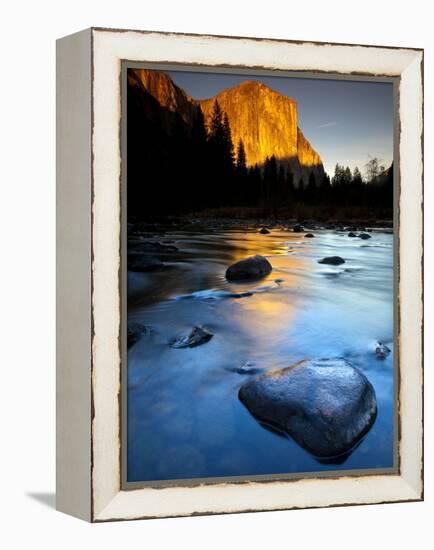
[199,80,298,166]
[127,322,148,349]
[226,255,272,281]
[297,128,322,168]
[128,68,196,127]
[199,80,324,185]
[170,326,214,348]
[239,359,377,458]
[130,69,325,186]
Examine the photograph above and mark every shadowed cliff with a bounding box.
[129,69,324,186]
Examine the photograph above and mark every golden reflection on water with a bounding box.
[223,229,310,347]
[225,229,303,264]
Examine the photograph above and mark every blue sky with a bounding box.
[168,70,394,178]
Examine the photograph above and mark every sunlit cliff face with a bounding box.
[128,69,324,182]
[198,80,322,171]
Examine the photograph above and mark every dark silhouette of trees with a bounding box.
[235,140,248,206]
[236,139,247,174]
[263,156,279,216]
[127,75,393,220]
[207,101,236,206]
[305,172,317,204]
[365,157,385,182]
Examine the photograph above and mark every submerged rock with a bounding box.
[348,232,358,238]
[318,256,345,265]
[127,322,148,349]
[293,224,304,233]
[239,358,377,458]
[375,341,391,359]
[170,326,213,349]
[232,361,264,375]
[304,233,315,238]
[259,227,270,234]
[359,233,372,240]
[226,255,272,281]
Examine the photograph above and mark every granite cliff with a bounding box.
[128,69,324,185]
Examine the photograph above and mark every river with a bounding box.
[127,224,395,483]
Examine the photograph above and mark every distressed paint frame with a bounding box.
[56,27,423,522]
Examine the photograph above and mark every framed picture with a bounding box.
[56,28,423,522]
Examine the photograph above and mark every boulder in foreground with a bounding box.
[318,256,345,265]
[226,255,272,281]
[239,358,377,458]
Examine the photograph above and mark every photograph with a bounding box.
[125,66,396,484]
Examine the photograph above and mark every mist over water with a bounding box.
[127,227,394,482]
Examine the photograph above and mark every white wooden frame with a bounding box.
[56,27,423,522]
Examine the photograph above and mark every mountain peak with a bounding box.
[129,68,324,185]
[204,79,297,105]
[198,79,321,182]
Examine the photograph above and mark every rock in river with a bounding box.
[127,322,148,349]
[226,255,272,281]
[293,224,304,233]
[170,326,214,349]
[318,256,345,265]
[359,233,371,240]
[239,358,377,458]
[375,341,391,359]
[259,227,270,234]
[304,233,315,238]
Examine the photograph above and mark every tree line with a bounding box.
[127,88,393,220]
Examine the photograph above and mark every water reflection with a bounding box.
[127,227,394,482]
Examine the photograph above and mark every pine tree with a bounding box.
[344,166,352,186]
[222,113,235,168]
[236,139,247,173]
[353,166,363,185]
[209,100,224,144]
[191,105,207,144]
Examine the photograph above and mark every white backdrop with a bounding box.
[0,0,431,547]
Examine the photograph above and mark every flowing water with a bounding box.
[127,225,395,483]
